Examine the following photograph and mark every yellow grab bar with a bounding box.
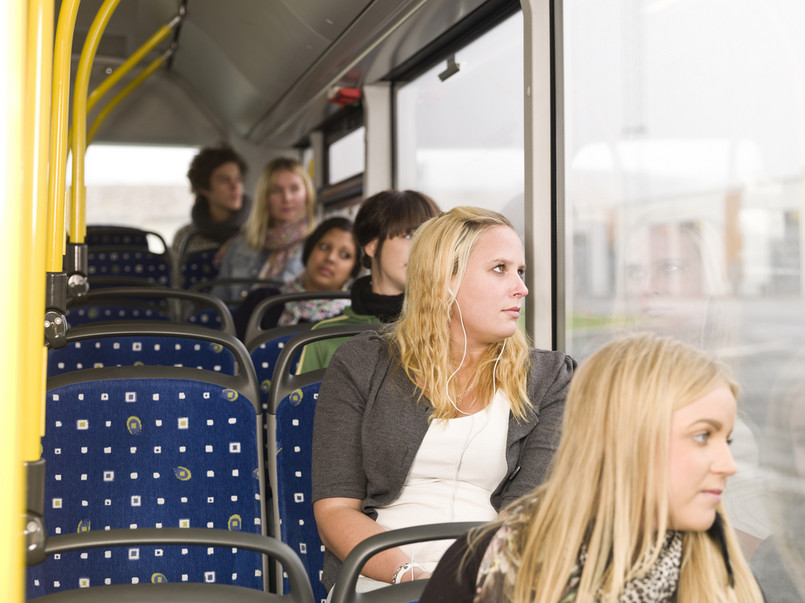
[88,49,172,144]
[45,0,81,272]
[88,11,183,113]
[69,0,122,244]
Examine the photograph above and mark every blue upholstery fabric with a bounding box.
[251,334,301,415]
[186,308,224,329]
[85,228,150,249]
[66,304,171,327]
[27,377,264,597]
[273,382,325,602]
[181,249,220,290]
[48,337,236,376]
[88,249,171,286]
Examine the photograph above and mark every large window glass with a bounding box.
[396,12,524,234]
[565,1,805,593]
[82,144,197,249]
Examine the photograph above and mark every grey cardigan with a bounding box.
[311,330,576,589]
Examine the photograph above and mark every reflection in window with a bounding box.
[565,2,805,597]
[395,12,524,234]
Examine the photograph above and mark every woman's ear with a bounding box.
[363,237,379,259]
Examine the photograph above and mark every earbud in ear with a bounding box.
[448,288,455,296]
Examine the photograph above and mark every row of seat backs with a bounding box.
[65,287,236,334]
[28,328,285,600]
[36,312,372,601]
[82,226,217,291]
[63,287,350,344]
[36,313,478,602]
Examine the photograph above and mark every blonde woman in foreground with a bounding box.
[420,332,764,603]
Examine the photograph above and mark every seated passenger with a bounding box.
[311,207,576,595]
[232,217,360,341]
[295,189,440,372]
[420,332,764,603]
[171,144,251,282]
[211,157,315,302]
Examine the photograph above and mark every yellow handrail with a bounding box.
[88,50,170,144]
[69,0,121,245]
[23,0,54,465]
[5,0,35,600]
[87,12,182,113]
[45,0,81,272]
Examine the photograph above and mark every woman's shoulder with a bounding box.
[528,347,577,375]
[331,329,387,360]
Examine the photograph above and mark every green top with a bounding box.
[295,306,379,373]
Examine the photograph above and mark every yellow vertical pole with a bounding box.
[46,0,81,272]
[69,0,122,245]
[2,0,30,600]
[23,0,54,463]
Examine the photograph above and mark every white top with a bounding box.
[356,391,509,589]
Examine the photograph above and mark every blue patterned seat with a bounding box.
[66,287,236,336]
[48,324,238,377]
[88,247,171,287]
[26,330,275,599]
[85,225,167,252]
[180,248,220,290]
[265,325,379,603]
[248,324,314,416]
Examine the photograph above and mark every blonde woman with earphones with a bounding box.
[312,207,576,597]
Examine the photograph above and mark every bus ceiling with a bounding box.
[57,0,506,149]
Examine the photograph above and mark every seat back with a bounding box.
[27,333,266,598]
[29,528,315,602]
[265,325,380,602]
[243,291,350,346]
[87,246,171,287]
[328,523,482,603]
[180,248,221,290]
[66,287,236,335]
[85,225,167,252]
[247,324,315,416]
[191,278,282,307]
[48,324,239,377]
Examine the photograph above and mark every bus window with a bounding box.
[79,144,197,246]
[395,12,524,235]
[564,1,805,593]
[328,126,365,185]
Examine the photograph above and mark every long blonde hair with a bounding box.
[244,157,316,249]
[501,333,761,602]
[388,206,531,421]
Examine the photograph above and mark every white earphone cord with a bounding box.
[446,297,506,416]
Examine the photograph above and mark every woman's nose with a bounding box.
[713,444,737,477]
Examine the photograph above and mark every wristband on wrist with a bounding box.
[391,561,424,584]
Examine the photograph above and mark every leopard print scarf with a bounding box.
[474,518,682,603]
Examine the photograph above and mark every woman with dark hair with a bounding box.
[295,189,441,372]
[211,157,316,302]
[232,217,360,340]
